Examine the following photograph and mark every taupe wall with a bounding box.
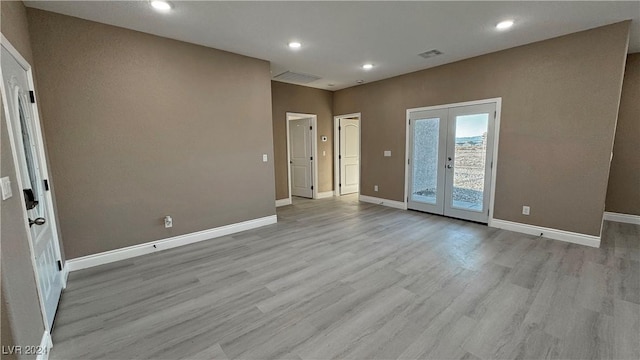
[1,0,47,354]
[334,22,630,236]
[271,81,333,199]
[26,8,276,259]
[606,53,640,216]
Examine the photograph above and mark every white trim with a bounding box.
[404,97,502,222]
[61,262,69,289]
[286,112,318,200]
[334,113,361,197]
[66,215,277,271]
[275,198,292,207]
[1,34,63,332]
[37,330,52,360]
[604,212,640,225]
[317,191,334,199]
[489,219,600,248]
[359,195,408,210]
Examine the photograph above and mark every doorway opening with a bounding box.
[405,99,501,223]
[286,112,318,202]
[334,113,361,196]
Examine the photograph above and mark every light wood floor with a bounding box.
[51,195,639,360]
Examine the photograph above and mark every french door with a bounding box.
[407,102,496,223]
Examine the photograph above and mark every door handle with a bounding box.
[446,164,453,169]
[29,217,46,227]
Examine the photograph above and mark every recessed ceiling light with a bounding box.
[328,84,335,87]
[356,80,364,84]
[496,20,514,30]
[150,0,172,11]
[362,63,374,70]
[288,42,302,49]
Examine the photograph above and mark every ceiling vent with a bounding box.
[418,49,443,59]
[273,71,321,84]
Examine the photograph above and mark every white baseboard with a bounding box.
[37,330,52,360]
[61,262,69,289]
[359,195,408,210]
[67,215,277,271]
[489,219,600,248]
[317,191,334,199]
[275,198,292,207]
[604,212,640,225]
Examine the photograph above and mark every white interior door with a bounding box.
[408,102,496,223]
[339,118,359,195]
[2,44,63,329]
[289,118,313,198]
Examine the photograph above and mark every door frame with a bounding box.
[404,98,502,221]
[334,113,361,196]
[0,34,65,333]
[286,112,318,201]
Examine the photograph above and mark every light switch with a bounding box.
[262,154,268,162]
[384,150,391,157]
[323,150,326,156]
[1,177,12,200]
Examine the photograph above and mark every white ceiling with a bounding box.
[25,1,640,91]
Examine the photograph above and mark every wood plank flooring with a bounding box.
[51,195,640,359]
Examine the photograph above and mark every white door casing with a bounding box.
[289,117,313,198]
[339,118,359,195]
[1,38,64,330]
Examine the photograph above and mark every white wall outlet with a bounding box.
[374,185,379,192]
[262,154,268,162]
[164,215,173,228]
[1,177,12,200]
[323,150,326,156]
[522,206,530,215]
[384,150,391,157]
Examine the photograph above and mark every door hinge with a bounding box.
[57,260,63,271]
[310,156,313,161]
[339,155,342,160]
[339,183,341,187]
[407,196,409,202]
[408,119,411,125]
[310,126,313,130]
[490,161,493,169]
[494,111,496,119]
[311,186,314,190]
[43,179,50,191]
[29,91,35,103]
[338,126,341,131]
[408,159,410,165]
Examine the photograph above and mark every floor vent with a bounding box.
[418,49,443,59]
[273,71,321,84]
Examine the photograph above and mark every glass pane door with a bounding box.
[407,109,447,214]
[444,103,496,223]
[407,102,496,224]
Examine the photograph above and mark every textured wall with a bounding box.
[271,81,334,199]
[1,0,47,354]
[27,8,276,259]
[606,53,640,216]
[334,22,630,236]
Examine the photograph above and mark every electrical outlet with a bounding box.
[164,215,173,228]
[374,185,379,192]
[1,177,12,200]
[522,206,530,215]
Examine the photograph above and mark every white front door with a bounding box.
[1,43,63,329]
[289,118,313,198]
[339,118,359,195]
[408,102,496,223]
